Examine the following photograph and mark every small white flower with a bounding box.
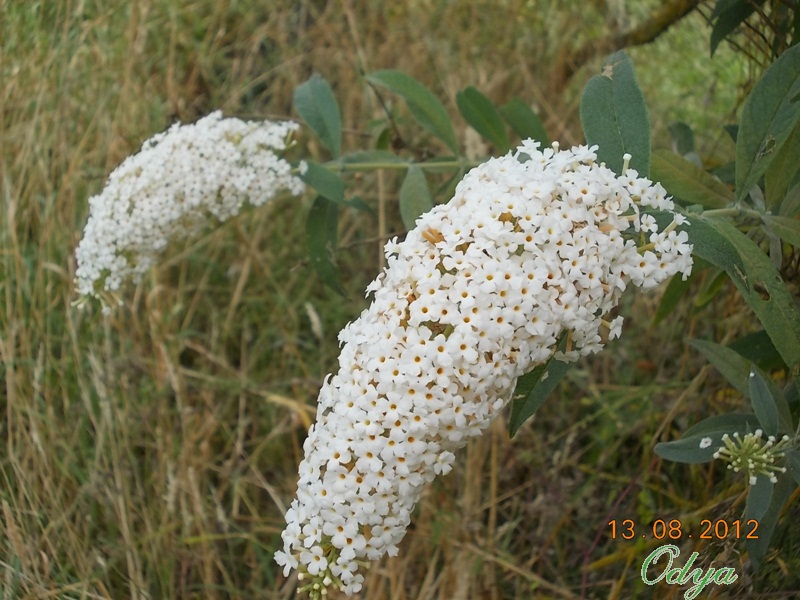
[699,437,713,449]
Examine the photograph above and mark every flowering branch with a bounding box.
[275,141,693,596]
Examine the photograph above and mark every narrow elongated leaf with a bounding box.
[736,43,800,201]
[343,196,372,213]
[781,184,800,216]
[509,353,570,437]
[711,161,736,186]
[654,432,727,464]
[500,98,549,145]
[762,215,800,247]
[694,268,727,308]
[710,0,761,56]
[786,449,800,486]
[580,50,650,175]
[690,339,752,397]
[685,214,800,368]
[683,413,761,437]
[366,70,459,154]
[653,272,693,325]
[728,330,785,371]
[651,150,732,208]
[434,167,465,203]
[668,121,695,156]
[456,87,510,152]
[749,368,779,436]
[299,160,346,205]
[764,122,800,208]
[691,340,793,432]
[306,196,344,295]
[746,473,795,570]
[711,0,742,19]
[656,413,760,464]
[664,213,742,279]
[399,165,433,230]
[293,74,342,157]
[745,475,774,521]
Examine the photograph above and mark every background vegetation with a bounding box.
[2,0,795,598]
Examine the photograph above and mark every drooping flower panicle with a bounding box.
[75,111,304,301]
[275,141,693,597]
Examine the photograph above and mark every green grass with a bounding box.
[2,0,797,598]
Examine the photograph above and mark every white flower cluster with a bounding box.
[75,111,304,300]
[275,141,693,597]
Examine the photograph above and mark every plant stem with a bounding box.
[700,206,763,219]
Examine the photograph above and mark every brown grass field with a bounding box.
[2,0,798,598]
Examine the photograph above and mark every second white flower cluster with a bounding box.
[75,111,304,301]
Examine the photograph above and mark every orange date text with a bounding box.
[607,519,759,541]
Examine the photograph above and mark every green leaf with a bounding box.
[344,195,373,213]
[785,449,800,486]
[710,0,761,56]
[683,413,762,437]
[694,267,727,308]
[764,122,800,208]
[650,150,732,209]
[690,339,792,433]
[293,74,342,158]
[745,475,774,521]
[305,196,344,295]
[499,98,550,146]
[653,272,693,325]
[433,167,466,203]
[746,472,795,570]
[375,125,393,151]
[735,43,800,202]
[781,184,800,216]
[762,214,800,247]
[580,50,650,176]
[749,367,779,436]
[724,124,740,144]
[711,161,736,186]
[366,70,459,154]
[508,350,570,437]
[673,214,743,284]
[728,329,786,371]
[656,413,760,464]
[668,121,695,156]
[299,160,346,205]
[690,339,753,397]
[399,165,433,230]
[455,87,510,152]
[654,432,726,464]
[686,214,800,368]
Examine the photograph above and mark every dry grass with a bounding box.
[2,0,796,598]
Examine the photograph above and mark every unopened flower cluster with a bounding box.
[712,430,791,485]
[75,111,304,300]
[275,141,693,597]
